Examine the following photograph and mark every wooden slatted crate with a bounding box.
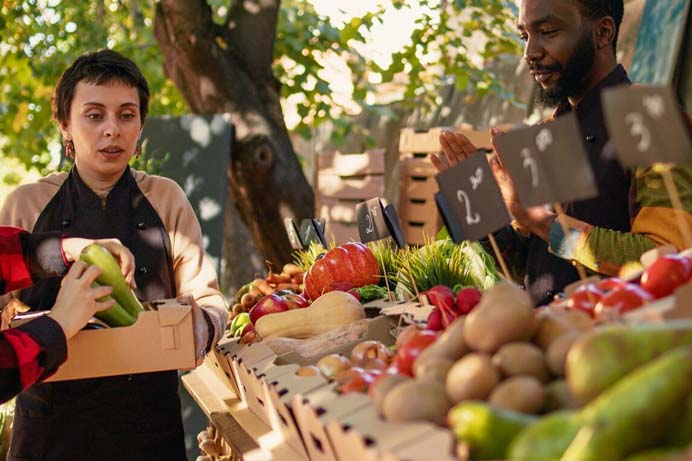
[398,127,491,245]
[315,149,386,245]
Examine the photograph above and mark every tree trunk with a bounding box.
[153,0,313,268]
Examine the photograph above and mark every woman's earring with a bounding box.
[65,140,75,159]
[135,146,141,159]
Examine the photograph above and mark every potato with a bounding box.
[546,331,581,377]
[532,310,574,350]
[413,316,467,373]
[414,356,454,383]
[369,374,410,414]
[489,376,545,414]
[382,380,451,425]
[464,283,534,353]
[533,309,593,350]
[492,342,550,383]
[445,353,500,403]
[543,379,579,412]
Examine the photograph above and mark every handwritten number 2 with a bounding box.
[456,190,481,225]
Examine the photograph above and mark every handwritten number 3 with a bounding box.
[625,112,651,152]
[521,148,539,187]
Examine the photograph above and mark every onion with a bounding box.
[316,354,351,380]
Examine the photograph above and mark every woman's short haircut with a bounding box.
[52,49,150,124]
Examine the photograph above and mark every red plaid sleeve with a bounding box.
[0,226,32,294]
[0,329,44,401]
[0,316,67,403]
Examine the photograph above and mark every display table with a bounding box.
[182,361,307,461]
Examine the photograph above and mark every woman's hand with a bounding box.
[62,237,136,288]
[48,261,115,339]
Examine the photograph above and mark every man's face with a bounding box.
[518,0,597,107]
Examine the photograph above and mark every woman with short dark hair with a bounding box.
[1,49,228,461]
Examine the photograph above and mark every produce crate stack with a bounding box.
[398,127,492,245]
[315,149,386,244]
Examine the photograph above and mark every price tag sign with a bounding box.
[435,151,511,241]
[495,113,598,206]
[300,218,327,248]
[284,218,304,250]
[383,204,406,249]
[356,198,390,243]
[435,192,467,243]
[602,85,692,167]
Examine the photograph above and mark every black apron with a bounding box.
[11,166,187,461]
[526,65,633,305]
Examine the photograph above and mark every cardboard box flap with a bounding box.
[156,305,192,326]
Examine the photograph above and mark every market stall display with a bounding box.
[183,224,692,461]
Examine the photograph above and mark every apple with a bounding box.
[248,293,289,324]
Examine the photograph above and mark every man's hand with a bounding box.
[431,130,479,172]
[48,261,115,339]
[489,127,556,241]
[62,238,136,289]
[431,128,555,241]
[186,296,210,367]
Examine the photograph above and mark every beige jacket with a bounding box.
[0,169,228,348]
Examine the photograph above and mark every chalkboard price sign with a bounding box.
[300,218,327,248]
[602,85,692,167]
[356,198,390,243]
[435,151,511,241]
[284,218,304,250]
[494,113,598,207]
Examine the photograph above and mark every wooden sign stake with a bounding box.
[487,233,511,281]
[660,168,692,249]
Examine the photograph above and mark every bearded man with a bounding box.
[433,0,692,305]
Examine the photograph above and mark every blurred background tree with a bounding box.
[0,0,520,265]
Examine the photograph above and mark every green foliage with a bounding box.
[0,0,186,174]
[1,0,521,174]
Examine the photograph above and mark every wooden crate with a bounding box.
[397,127,491,245]
[398,127,492,156]
[292,388,372,461]
[315,149,386,245]
[398,156,442,245]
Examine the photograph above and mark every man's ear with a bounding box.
[594,16,616,50]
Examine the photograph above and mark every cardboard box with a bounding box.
[17,299,195,382]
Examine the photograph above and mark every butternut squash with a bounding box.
[255,291,365,339]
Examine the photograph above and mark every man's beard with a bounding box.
[535,31,596,108]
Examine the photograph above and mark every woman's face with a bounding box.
[62,81,142,183]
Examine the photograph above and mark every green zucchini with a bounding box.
[448,401,537,460]
[80,243,144,317]
[91,283,137,327]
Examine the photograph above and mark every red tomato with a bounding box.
[594,284,653,320]
[392,330,437,376]
[640,254,692,299]
[566,284,603,318]
[595,277,627,293]
[339,369,379,394]
[303,243,380,300]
